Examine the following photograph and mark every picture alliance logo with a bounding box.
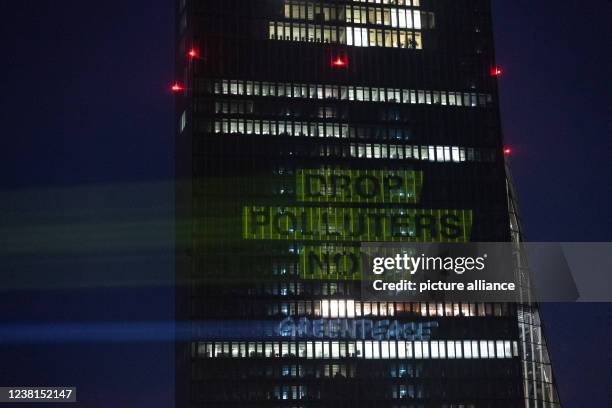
[372,253,489,275]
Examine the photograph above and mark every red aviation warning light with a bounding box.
[171,83,184,93]
[188,48,198,58]
[491,66,503,77]
[331,56,348,68]
[503,147,512,156]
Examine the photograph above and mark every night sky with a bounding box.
[0,1,610,407]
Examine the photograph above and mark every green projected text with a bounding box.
[243,206,472,242]
[297,169,423,204]
[299,245,362,280]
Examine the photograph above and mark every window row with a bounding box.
[348,143,494,163]
[212,121,495,163]
[283,2,433,30]
[227,384,426,402]
[269,22,423,49]
[196,340,519,360]
[267,300,512,318]
[210,115,413,141]
[346,7,427,29]
[348,26,421,48]
[194,362,464,381]
[215,119,347,138]
[197,383,424,402]
[214,79,493,108]
[221,362,425,379]
[352,0,420,6]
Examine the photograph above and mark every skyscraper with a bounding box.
[175,1,560,406]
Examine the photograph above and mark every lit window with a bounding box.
[338,300,346,317]
[496,341,504,359]
[406,341,413,358]
[455,341,463,358]
[438,341,446,358]
[372,341,380,359]
[436,146,444,162]
[322,300,329,317]
[179,110,187,132]
[431,341,439,358]
[452,147,460,162]
[330,300,339,318]
[364,341,373,358]
[422,341,429,358]
[381,341,390,359]
[480,341,489,358]
[314,342,323,358]
[398,341,406,358]
[332,342,340,358]
[472,341,479,358]
[414,341,423,359]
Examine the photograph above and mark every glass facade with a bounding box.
[175,0,560,407]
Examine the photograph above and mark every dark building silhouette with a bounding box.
[175,1,560,406]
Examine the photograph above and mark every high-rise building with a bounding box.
[175,1,560,406]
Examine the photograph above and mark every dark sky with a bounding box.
[0,1,610,407]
